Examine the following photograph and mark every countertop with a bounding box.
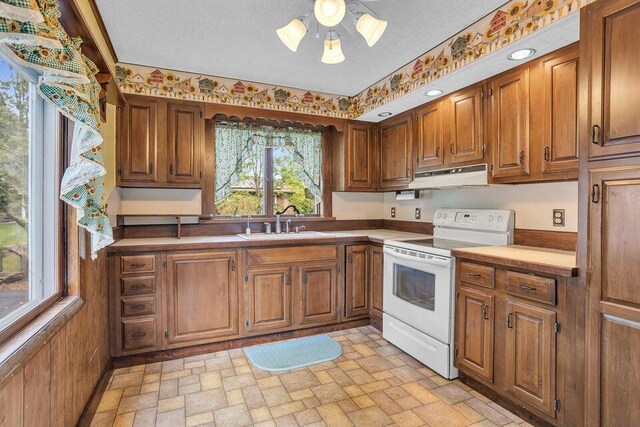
[452,245,578,277]
[108,229,430,253]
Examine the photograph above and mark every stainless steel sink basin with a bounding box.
[236,231,332,240]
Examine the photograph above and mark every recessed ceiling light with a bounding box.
[508,48,536,61]
[378,112,392,117]
[425,89,443,97]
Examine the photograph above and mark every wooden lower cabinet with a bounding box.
[345,245,369,318]
[296,262,339,325]
[456,287,494,382]
[165,251,240,347]
[245,267,292,334]
[454,259,578,425]
[369,245,384,319]
[505,299,557,417]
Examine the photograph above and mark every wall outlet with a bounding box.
[390,207,396,218]
[415,208,421,220]
[553,209,565,227]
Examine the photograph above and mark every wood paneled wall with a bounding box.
[0,248,109,426]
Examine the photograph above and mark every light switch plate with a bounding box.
[415,208,421,220]
[553,209,565,227]
[391,207,396,218]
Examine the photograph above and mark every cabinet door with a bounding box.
[586,0,640,159]
[456,287,494,382]
[586,165,640,425]
[541,47,579,175]
[490,68,530,178]
[165,251,239,347]
[416,101,444,169]
[345,245,369,318]
[369,245,384,317]
[346,122,376,190]
[380,114,413,189]
[505,299,557,417]
[246,267,292,333]
[167,102,203,185]
[118,98,158,184]
[446,83,485,165]
[296,263,339,325]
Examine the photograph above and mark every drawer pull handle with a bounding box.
[507,313,513,328]
[131,331,146,339]
[130,304,146,310]
[467,272,481,277]
[130,284,147,290]
[518,284,537,292]
[130,263,146,268]
[483,305,489,320]
[592,124,601,145]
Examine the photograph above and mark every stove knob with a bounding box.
[488,215,494,222]
[437,213,442,219]
[443,213,448,219]
[497,216,503,223]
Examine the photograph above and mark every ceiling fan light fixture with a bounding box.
[277,18,308,52]
[314,0,346,27]
[321,32,345,64]
[355,13,387,47]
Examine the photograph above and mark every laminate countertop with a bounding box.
[452,245,578,277]
[108,229,430,253]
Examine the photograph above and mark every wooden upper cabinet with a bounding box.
[416,100,444,169]
[456,287,494,382]
[541,46,579,174]
[118,97,158,185]
[165,251,239,347]
[345,245,369,318]
[505,300,557,418]
[489,67,530,178]
[167,102,203,185]
[345,122,377,190]
[246,267,292,334]
[446,83,485,165]
[369,245,384,318]
[380,113,413,189]
[586,0,640,159]
[296,263,339,325]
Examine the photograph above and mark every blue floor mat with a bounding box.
[244,334,343,372]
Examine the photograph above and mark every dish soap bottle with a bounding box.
[246,215,252,235]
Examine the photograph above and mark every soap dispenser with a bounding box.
[246,215,252,235]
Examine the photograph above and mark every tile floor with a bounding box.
[91,326,532,427]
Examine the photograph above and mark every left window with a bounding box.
[0,55,59,334]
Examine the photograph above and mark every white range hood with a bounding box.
[408,164,489,189]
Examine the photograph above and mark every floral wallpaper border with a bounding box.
[115,0,592,120]
[115,63,354,119]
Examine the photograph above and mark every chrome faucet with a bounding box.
[285,219,292,234]
[275,214,282,234]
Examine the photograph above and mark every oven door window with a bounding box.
[393,264,436,311]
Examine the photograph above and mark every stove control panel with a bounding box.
[433,209,514,232]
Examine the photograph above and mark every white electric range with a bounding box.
[382,208,514,379]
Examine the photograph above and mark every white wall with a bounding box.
[383,182,578,232]
[332,192,385,219]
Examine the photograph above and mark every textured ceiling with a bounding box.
[95,0,508,96]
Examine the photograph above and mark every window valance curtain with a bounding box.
[215,122,322,201]
[0,0,112,258]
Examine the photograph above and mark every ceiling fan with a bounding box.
[277,0,388,64]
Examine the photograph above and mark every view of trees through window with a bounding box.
[215,126,321,216]
[0,58,30,322]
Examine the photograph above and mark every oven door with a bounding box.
[383,246,453,344]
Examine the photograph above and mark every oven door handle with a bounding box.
[384,247,451,268]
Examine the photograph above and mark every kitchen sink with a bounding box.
[236,231,333,240]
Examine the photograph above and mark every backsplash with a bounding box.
[383,182,579,232]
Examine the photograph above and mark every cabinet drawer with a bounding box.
[121,296,156,317]
[121,275,156,296]
[459,262,495,289]
[121,255,156,274]
[121,318,156,351]
[506,271,556,305]
[247,245,338,266]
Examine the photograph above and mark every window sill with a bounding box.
[199,216,337,224]
[0,295,84,383]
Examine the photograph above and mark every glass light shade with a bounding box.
[321,37,345,64]
[277,18,308,52]
[314,0,346,27]
[356,13,387,47]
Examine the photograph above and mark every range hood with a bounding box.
[408,164,489,189]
